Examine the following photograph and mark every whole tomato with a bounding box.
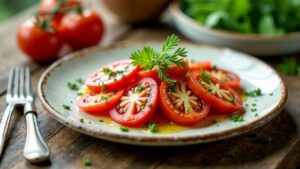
[58,10,104,50]
[17,18,64,63]
[39,0,81,23]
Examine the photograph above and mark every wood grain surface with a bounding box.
[0,1,300,169]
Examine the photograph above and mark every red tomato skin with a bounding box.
[58,10,104,50]
[109,78,159,127]
[77,90,124,115]
[215,68,240,89]
[159,81,210,126]
[17,18,63,63]
[85,60,140,93]
[189,61,212,71]
[39,0,81,23]
[188,71,242,114]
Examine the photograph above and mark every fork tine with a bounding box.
[6,68,15,97]
[25,67,32,97]
[13,67,20,98]
[19,67,25,98]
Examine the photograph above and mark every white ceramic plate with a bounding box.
[169,2,300,56]
[38,42,287,146]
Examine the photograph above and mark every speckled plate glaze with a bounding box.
[38,42,287,146]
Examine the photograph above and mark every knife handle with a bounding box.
[23,110,50,163]
[0,104,14,157]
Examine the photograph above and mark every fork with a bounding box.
[0,67,50,163]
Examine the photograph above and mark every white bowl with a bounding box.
[169,2,300,56]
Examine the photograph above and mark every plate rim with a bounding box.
[38,41,287,145]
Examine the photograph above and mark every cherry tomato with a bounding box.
[188,71,242,114]
[77,90,124,115]
[160,80,210,126]
[189,61,212,71]
[109,77,159,127]
[39,0,81,23]
[205,68,240,89]
[85,60,140,92]
[138,61,188,83]
[58,10,104,50]
[17,18,63,63]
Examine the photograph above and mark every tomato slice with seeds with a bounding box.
[188,71,242,114]
[138,61,188,83]
[189,61,212,71]
[85,60,140,92]
[205,68,240,89]
[77,90,124,115]
[160,80,210,126]
[109,77,159,127]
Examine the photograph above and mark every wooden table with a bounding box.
[1,1,300,169]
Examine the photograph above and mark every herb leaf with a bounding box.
[130,35,187,85]
[147,122,157,133]
[245,88,262,97]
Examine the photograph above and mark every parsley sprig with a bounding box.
[130,35,187,84]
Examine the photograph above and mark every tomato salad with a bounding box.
[77,35,243,127]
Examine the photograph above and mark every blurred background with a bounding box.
[0,0,36,22]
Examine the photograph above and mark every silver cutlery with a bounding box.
[0,67,50,163]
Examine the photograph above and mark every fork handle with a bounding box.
[0,104,14,157]
[23,108,50,163]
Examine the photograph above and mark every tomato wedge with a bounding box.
[160,80,210,126]
[188,71,242,114]
[77,90,124,115]
[189,61,212,71]
[85,60,140,92]
[109,77,159,127]
[138,61,188,83]
[205,68,240,89]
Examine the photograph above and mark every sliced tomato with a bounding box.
[85,60,140,92]
[188,71,242,114]
[160,80,210,126]
[189,61,212,71]
[138,61,188,83]
[77,90,124,115]
[205,68,240,89]
[109,77,158,127]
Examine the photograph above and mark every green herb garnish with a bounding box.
[67,82,79,91]
[80,118,84,123]
[62,104,70,110]
[228,98,235,104]
[120,127,129,132]
[130,34,187,84]
[103,96,108,103]
[101,83,107,92]
[148,103,153,108]
[251,108,257,112]
[147,122,157,133]
[82,158,91,166]
[245,88,262,97]
[76,78,84,84]
[201,71,211,83]
[229,114,244,122]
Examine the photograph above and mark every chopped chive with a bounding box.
[245,103,249,107]
[120,127,129,132]
[62,104,70,110]
[148,103,153,108]
[101,83,107,92]
[103,96,108,103]
[67,82,79,91]
[99,119,104,122]
[245,88,262,97]
[252,103,256,106]
[80,118,84,123]
[228,98,235,104]
[254,113,259,117]
[269,93,273,96]
[76,78,84,84]
[251,108,257,112]
[82,158,91,166]
[229,114,244,122]
[147,122,157,133]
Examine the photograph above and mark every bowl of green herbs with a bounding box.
[169,0,300,56]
